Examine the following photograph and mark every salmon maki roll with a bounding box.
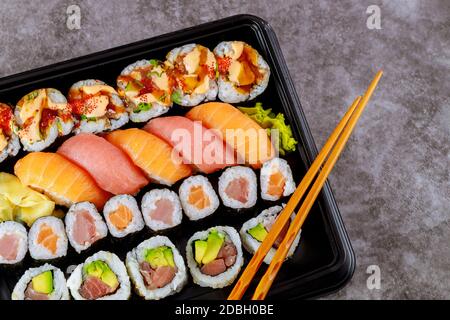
[57,133,148,195]
[103,195,145,238]
[186,102,274,168]
[260,157,295,201]
[14,152,111,209]
[28,216,68,260]
[143,116,237,174]
[0,103,20,164]
[105,129,192,186]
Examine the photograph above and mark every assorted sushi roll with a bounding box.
[28,216,68,261]
[260,157,295,201]
[165,43,218,106]
[14,88,74,151]
[218,166,257,209]
[67,251,131,300]
[11,264,70,300]
[179,175,220,221]
[141,189,183,231]
[240,205,301,264]
[103,195,145,238]
[0,221,28,265]
[126,236,187,300]
[117,59,172,122]
[186,226,243,288]
[65,202,108,253]
[0,103,20,164]
[214,41,270,103]
[68,79,129,134]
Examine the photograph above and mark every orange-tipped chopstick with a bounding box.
[228,70,383,300]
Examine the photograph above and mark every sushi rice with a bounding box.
[28,216,68,260]
[218,166,258,209]
[260,157,296,201]
[0,221,28,265]
[0,103,20,164]
[141,189,183,231]
[126,236,187,300]
[103,195,145,238]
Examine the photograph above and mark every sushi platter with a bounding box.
[0,15,354,300]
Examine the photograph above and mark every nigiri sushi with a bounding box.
[14,152,111,209]
[143,116,236,174]
[186,102,274,168]
[105,129,192,186]
[57,133,148,195]
[0,103,20,164]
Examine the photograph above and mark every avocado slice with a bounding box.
[100,269,119,289]
[145,246,172,268]
[83,260,118,289]
[248,223,268,242]
[31,270,53,294]
[201,229,225,265]
[162,247,175,267]
[194,240,208,264]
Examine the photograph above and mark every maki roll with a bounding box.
[218,166,257,209]
[65,202,108,253]
[117,59,172,122]
[260,157,295,201]
[103,195,145,238]
[214,41,270,103]
[126,236,187,300]
[240,205,301,264]
[11,264,69,300]
[68,79,129,134]
[179,175,219,221]
[0,221,28,265]
[0,103,20,164]
[186,226,243,288]
[28,216,68,260]
[67,251,131,300]
[165,43,218,106]
[15,88,74,151]
[141,189,182,232]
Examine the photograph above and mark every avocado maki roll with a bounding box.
[260,157,295,201]
[239,205,301,264]
[218,166,257,209]
[15,88,74,151]
[126,236,187,300]
[68,79,129,134]
[103,194,145,238]
[117,59,172,122]
[0,103,20,164]
[0,221,28,265]
[65,202,108,253]
[165,43,218,106]
[186,226,243,288]
[67,251,131,300]
[12,264,69,300]
[141,189,183,232]
[214,41,270,103]
[28,216,68,261]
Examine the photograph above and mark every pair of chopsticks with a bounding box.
[228,70,383,300]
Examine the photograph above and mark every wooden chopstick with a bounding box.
[227,70,383,300]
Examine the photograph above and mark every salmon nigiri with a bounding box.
[57,133,148,195]
[105,129,192,186]
[14,152,111,209]
[186,102,274,168]
[143,116,237,174]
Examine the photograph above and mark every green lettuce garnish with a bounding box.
[133,102,151,113]
[171,90,182,105]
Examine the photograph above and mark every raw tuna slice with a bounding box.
[0,234,19,261]
[79,276,116,300]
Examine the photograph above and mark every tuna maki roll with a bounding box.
[0,221,28,265]
[186,226,243,288]
[126,236,187,300]
[12,264,69,300]
[214,41,270,103]
[67,251,131,300]
[117,59,172,122]
[68,79,129,134]
[165,43,218,106]
[240,205,301,264]
[103,195,145,238]
[28,216,68,261]
[15,88,74,151]
[0,103,20,164]
[141,189,183,232]
[218,166,257,209]
[260,157,295,201]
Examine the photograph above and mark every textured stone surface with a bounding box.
[0,0,449,299]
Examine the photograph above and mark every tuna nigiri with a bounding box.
[57,133,148,195]
[14,152,111,209]
[143,116,237,174]
[105,129,192,186]
[186,102,274,168]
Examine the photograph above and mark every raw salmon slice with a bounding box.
[108,205,133,230]
[186,102,275,168]
[105,129,192,186]
[188,186,210,210]
[14,152,111,209]
[37,224,58,254]
[267,171,286,198]
[58,133,148,195]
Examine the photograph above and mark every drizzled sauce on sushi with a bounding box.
[0,104,13,152]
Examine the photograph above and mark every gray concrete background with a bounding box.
[0,0,449,299]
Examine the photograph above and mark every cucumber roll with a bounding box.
[67,251,131,300]
[186,226,243,288]
[126,236,187,300]
[141,189,183,231]
[218,166,257,209]
[12,264,69,300]
[28,216,68,261]
[260,157,295,201]
[0,103,20,164]
[0,221,27,265]
[103,195,145,238]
